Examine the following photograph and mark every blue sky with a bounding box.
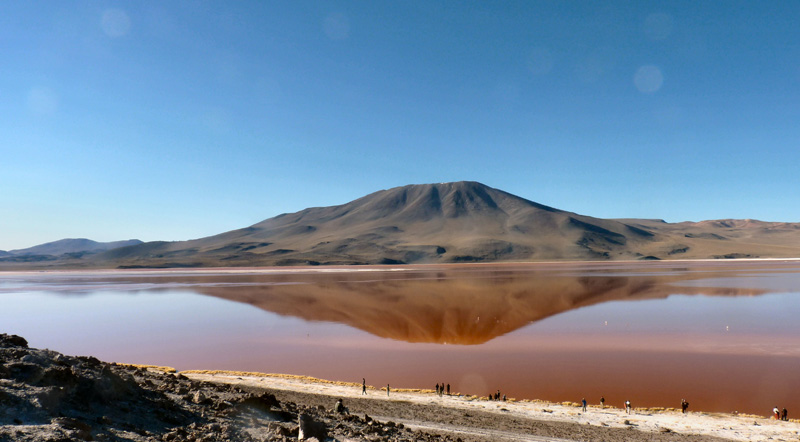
[2,1,799,250]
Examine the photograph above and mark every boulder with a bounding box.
[298,413,327,441]
[0,334,28,348]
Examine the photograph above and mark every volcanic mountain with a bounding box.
[5,181,800,269]
[95,181,663,267]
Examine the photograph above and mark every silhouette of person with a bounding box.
[435,383,440,395]
[387,384,390,397]
[362,378,367,395]
[440,382,444,396]
[681,399,689,414]
[625,400,632,414]
[782,408,788,421]
[582,398,587,412]
[446,383,450,395]
[600,396,605,409]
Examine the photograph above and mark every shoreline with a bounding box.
[177,369,800,442]
[3,332,799,442]
[3,257,800,275]
[171,368,778,420]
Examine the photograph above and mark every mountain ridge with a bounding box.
[3,181,800,269]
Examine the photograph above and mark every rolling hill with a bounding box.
[8,238,143,256]
[4,181,800,269]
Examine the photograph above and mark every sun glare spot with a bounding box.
[101,9,131,38]
[323,13,350,41]
[634,65,663,93]
[27,87,58,114]
[643,13,673,41]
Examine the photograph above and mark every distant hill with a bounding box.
[3,239,143,261]
[3,181,800,269]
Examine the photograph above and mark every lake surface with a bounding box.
[2,260,799,416]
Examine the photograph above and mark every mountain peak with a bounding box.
[346,181,556,222]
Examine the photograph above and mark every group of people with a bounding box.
[487,389,506,401]
[773,406,789,421]
[361,381,789,422]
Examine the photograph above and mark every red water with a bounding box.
[2,260,799,416]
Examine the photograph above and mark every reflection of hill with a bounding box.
[193,267,768,345]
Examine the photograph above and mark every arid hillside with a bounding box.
[4,181,800,269]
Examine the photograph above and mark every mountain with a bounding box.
[4,181,800,269]
[94,181,664,268]
[3,239,143,261]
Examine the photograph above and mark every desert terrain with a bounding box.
[5,333,799,442]
[3,182,800,269]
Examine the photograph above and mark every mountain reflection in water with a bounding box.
[4,261,800,416]
[190,263,771,345]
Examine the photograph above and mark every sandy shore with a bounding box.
[184,371,800,442]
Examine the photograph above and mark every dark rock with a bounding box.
[77,356,102,367]
[39,366,79,387]
[267,422,296,437]
[191,391,206,404]
[35,386,67,412]
[53,417,92,440]
[298,413,327,441]
[0,334,28,348]
[236,392,280,413]
[8,362,44,383]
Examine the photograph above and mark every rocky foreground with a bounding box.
[3,334,796,442]
[0,334,456,442]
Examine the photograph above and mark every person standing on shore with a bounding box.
[362,378,367,395]
[774,406,780,419]
[446,383,450,395]
[681,399,689,414]
[582,398,587,412]
[387,384,390,397]
[625,400,632,414]
[600,396,605,409]
[435,383,439,396]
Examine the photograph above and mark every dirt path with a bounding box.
[377,417,580,442]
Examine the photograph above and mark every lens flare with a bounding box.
[634,65,663,93]
[101,9,131,38]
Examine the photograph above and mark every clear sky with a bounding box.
[2,1,799,251]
